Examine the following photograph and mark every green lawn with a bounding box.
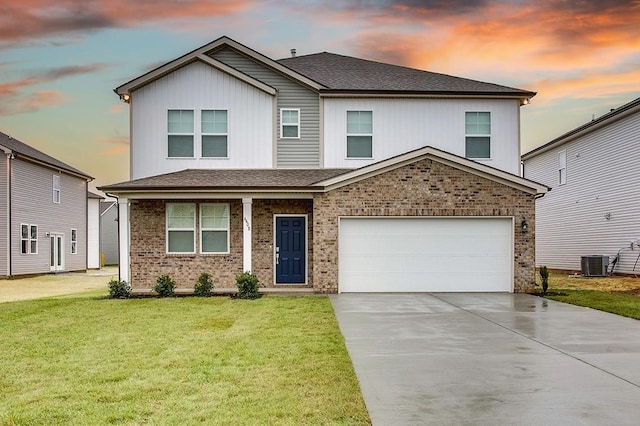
[0,295,370,425]
[544,290,640,320]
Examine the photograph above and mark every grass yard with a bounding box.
[0,295,370,425]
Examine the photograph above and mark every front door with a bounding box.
[50,234,64,272]
[275,216,306,284]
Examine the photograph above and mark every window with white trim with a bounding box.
[200,203,230,253]
[558,149,567,185]
[71,229,77,254]
[53,175,60,203]
[21,224,38,254]
[281,109,300,138]
[346,110,373,158]
[202,109,228,157]
[465,112,491,159]
[168,110,194,157]
[166,203,195,253]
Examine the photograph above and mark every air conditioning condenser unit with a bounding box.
[581,255,608,277]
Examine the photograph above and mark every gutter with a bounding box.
[6,153,12,276]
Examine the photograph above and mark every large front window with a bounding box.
[166,203,195,253]
[200,204,229,253]
[465,112,491,159]
[202,110,228,157]
[346,110,373,158]
[168,110,194,157]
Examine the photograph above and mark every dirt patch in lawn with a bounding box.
[0,267,117,303]
[537,272,640,294]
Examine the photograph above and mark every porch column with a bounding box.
[118,198,130,283]
[242,198,252,272]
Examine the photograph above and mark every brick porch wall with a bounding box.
[312,158,536,293]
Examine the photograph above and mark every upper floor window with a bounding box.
[346,111,373,158]
[200,203,230,253]
[281,109,300,139]
[71,229,77,254]
[202,110,228,158]
[21,224,38,254]
[465,112,491,159]
[168,110,194,157]
[166,203,195,253]
[53,175,60,203]
[558,150,567,185]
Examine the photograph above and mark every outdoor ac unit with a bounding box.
[581,255,609,277]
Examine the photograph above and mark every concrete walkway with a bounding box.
[330,293,640,425]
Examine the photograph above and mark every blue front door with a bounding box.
[275,216,306,284]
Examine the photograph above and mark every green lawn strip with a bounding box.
[544,290,640,320]
[0,296,370,425]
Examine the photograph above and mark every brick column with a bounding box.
[242,198,252,272]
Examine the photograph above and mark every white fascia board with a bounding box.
[111,191,317,200]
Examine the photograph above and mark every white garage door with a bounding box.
[339,217,513,292]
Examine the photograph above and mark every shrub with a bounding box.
[194,272,214,297]
[235,271,260,299]
[108,279,131,299]
[153,274,176,297]
[539,266,549,295]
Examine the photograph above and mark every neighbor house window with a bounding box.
[558,149,567,185]
[71,229,77,254]
[465,112,491,159]
[346,110,373,158]
[281,109,300,138]
[202,110,228,157]
[21,224,38,254]
[53,175,60,203]
[200,203,230,253]
[168,109,194,157]
[166,203,195,253]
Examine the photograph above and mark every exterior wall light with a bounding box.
[521,219,529,232]
[120,93,130,103]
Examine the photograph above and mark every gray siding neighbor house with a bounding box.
[0,131,92,276]
[100,200,119,265]
[522,97,640,275]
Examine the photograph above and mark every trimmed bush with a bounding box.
[194,272,214,297]
[153,274,176,297]
[108,279,131,299]
[235,271,260,299]
[540,266,549,295]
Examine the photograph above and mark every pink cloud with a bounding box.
[22,90,70,110]
[109,104,124,114]
[95,135,129,156]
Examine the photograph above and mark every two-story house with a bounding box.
[100,36,547,293]
[1,131,92,276]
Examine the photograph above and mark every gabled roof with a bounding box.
[0,131,92,179]
[522,96,640,160]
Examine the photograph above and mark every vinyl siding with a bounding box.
[10,159,87,275]
[0,156,7,276]
[87,198,100,269]
[210,48,320,168]
[323,98,521,174]
[100,202,119,265]
[523,112,640,274]
[131,61,274,179]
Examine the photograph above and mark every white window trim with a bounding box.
[70,228,77,255]
[465,111,492,160]
[201,109,229,159]
[200,203,230,254]
[346,110,374,159]
[280,108,300,139]
[53,175,60,204]
[558,149,567,185]
[166,203,196,254]
[21,224,38,255]
[167,109,195,159]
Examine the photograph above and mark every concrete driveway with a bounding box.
[330,293,640,425]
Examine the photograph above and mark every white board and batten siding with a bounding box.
[323,98,521,175]
[211,48,321,168]
[10,159,87,275]
[87,196,101,269]
[131,61,275,179]
[339,217,514,292]
[523,112,640,274]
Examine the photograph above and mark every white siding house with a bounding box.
[522,97,640,275]
[87,191,103,269]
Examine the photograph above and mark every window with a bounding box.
[166,203,195,253]
[202,110,228,157]
[346,111,373,158]
[21,224,38,254]
[465,112,491,159]
[200,204,230,253]
[53,175,60,203]
[281,109,300,138]
[558,150,567,185]
[71,229,77,254]
[168,110,194,157]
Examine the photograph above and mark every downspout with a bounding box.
[106,192,121,282]
[6,153,13,276]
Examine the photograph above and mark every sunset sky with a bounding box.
[1,0,639,191]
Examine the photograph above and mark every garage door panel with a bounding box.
[339,218,512,292]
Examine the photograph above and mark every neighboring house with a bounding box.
[87,191,104,269]
[522,97,640,275]
[99,200,119,265]
[0,131,92,276]
[100,36,547,293]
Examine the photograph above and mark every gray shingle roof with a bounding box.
[0,130,91,178]
[100,168,353,191]
[278,52,535,96]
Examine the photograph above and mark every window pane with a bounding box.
[282,125,298,138]
[168,135,194,157]
[347,111,372,133]
[31,240,37,254]
[167,204,195,228]
[202,110,227,133]
[202,230,228,253]
[168,110,193,133]
[282,110,298,124]
[22,240,28,254]
[347,136,373,158]
[465,136,491,158]
[466,112,490,135]
[71,229,76,241]
[30,226,37,239]
[168,231,194,252]
[21,225,28,239]
[201,204,229,229]
[202,135,228,157]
